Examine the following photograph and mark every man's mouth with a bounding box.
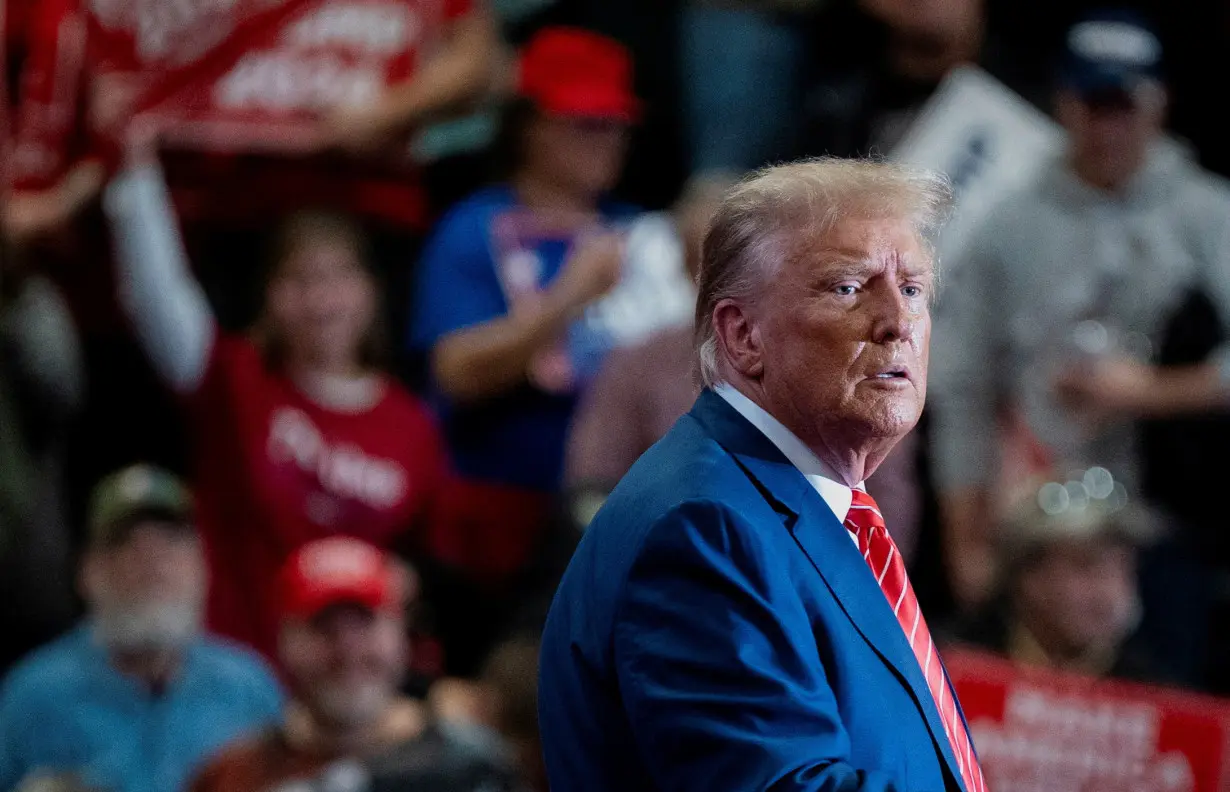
[872,369,908,380]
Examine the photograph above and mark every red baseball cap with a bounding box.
[516,26,642,123]
[278,537,402,620]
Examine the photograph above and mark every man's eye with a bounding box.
[902,285,924,298]
[835,284,858,296]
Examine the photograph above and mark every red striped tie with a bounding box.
[845,489,987,792]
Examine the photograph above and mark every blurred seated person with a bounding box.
[0,465,283,792]
[408,27,691,674]
[562,172,726,501]
[427,634,545,792]
[104,158,450,666]
[945,468,1169,685]
[564,171,925,558]
[190,536,524,792]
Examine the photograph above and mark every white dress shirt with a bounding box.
[715,384,865,536]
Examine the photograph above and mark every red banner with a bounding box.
[127,0,460,153]
[945,648,1230,792]
[8,0,464,192]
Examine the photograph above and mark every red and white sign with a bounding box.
[131,0,465,152]
[8,0,467,190]
[945,648,1230,792]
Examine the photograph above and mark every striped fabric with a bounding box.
[844,489,987,792]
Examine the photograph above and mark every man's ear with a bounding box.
[712,298,764,379]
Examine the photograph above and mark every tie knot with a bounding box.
[845,489,886,537]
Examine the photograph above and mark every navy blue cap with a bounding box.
[1059,10,1163,97]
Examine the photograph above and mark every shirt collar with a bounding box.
[714,383,862,522]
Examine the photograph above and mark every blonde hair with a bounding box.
[693,157,954,387]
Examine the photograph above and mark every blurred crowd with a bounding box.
[4,0,1230,789]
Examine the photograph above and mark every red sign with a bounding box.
[8,0,464,191]
[945,648,1230,792]
[128,0,460,153]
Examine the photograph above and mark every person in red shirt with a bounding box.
[104,151,450,664]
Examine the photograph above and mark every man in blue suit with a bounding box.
[539,158,986,791]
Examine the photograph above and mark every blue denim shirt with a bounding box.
[0,625,283,792]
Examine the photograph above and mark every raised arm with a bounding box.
[614,500,905,792]
[319,1,500,153]
[424,232,624,403]
[103,158,215,393]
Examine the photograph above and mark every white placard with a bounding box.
[889,66,1064,270]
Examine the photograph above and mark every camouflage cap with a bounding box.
[88,464,195,547]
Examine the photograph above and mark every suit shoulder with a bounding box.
[553,411,759,583]
[587,414,755,539]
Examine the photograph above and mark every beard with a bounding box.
[310,678,390,730]
[93,599,203,653]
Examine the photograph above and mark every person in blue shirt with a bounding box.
[409,27,693,674]
[0,465,283,792]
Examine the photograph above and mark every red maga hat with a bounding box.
[516,26,641,123]
[278,536,402,620]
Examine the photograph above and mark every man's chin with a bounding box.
[856,398,923,440]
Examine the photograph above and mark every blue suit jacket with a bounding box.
[539,389,971,791]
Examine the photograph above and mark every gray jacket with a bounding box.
[930,144,1230,491]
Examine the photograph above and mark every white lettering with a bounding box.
[134,0,239,64]
[266,408,408,512]
[287,4,418,53]
[215,52,382,111]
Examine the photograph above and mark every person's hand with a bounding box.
[3,191,68,241]
[550,232,625,313]
[428,677,496,726]
[1054,356,1159,422]
[316,98,402,156]
[2,161,104,241]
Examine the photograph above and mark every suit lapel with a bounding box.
[689,390,965,787]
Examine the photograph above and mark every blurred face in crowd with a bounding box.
[861,0,983,80]
[83,520,206,652]
[675,179,731,282]
[280,604,407,730]
[731,215,932,466]
[1015,538,1140,662]
[1056,83,1166,192]
[266,226,376,372]
[863,0,981,42]
[523,113,630,198]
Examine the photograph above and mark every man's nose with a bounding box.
[868,282,914,344]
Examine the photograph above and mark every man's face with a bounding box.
[528,114,630,197]
[1018,539,1140,658]
[751,216,933,453]
[280,604,407,730]
[84,520,206,650]
[1057,85,1165,190]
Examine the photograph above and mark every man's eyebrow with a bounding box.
[813,246,872,264]
[803,247,875,273]
[903,262,936,280]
